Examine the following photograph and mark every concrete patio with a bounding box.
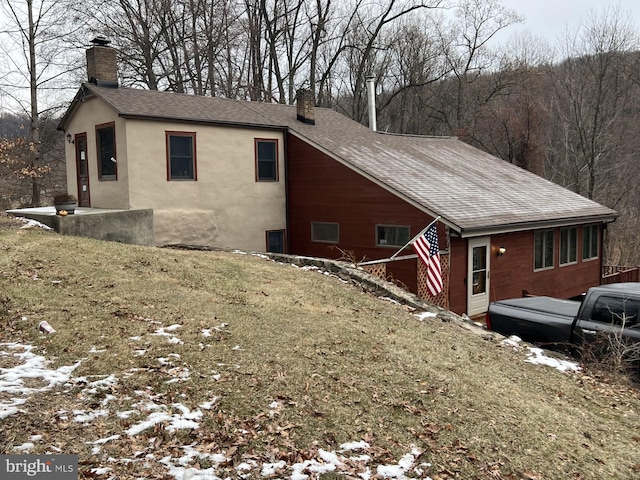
[6,207,155,246]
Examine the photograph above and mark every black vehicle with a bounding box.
[486,283,640,347]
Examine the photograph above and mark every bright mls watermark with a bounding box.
[1,455,77,479]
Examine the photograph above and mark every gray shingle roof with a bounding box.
[69,84,618,235]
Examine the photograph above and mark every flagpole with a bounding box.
[389,216,441,260]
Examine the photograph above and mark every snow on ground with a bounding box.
[16,217,53,230]
[415,311,438,321]
[0,337,434,479]
[0,318,580,479]
[0,342,81,419]
[500,336,581,372]
[0,319,437,479]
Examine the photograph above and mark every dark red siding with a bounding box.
[448,230,602,315]
[448,237,468,314]
[286,134,435,293]
[286,133,604,315]
[488,230,602,301]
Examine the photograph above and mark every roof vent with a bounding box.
[296,89,316,125]
[86,37,118,88]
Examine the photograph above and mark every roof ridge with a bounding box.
[377,131,457,140]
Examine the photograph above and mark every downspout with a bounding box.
[366,76,377,132]
[284,129,290,254]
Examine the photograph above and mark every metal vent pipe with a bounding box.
[366,76,377,132]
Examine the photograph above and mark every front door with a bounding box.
[467,236,490,317]
[75,133,90,207]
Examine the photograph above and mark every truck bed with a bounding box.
[492,296,581,318]
[487,296,582,343]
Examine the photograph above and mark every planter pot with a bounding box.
[54,202,77,214]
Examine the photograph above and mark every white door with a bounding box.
[467,237,490,317]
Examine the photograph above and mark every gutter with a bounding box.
[457,213,619,238]
[117,113,286,132]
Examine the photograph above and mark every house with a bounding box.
[57,39,618,317]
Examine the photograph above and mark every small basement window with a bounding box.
[266,230,285,253]
[311,222,339,243]
[376,225,410,247]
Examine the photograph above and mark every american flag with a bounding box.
[412,224,443,296]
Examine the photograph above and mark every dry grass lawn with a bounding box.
[1,214,639,479]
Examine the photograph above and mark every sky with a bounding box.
[497,0,640,44]
[0,219,581,480]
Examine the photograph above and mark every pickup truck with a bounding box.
[486,283,640,347]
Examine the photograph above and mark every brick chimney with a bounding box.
[296,89,315,125]
[86,37,118,87]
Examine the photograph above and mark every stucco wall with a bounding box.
[63,96,129,209]
[124,119,286,250]
[64,95,287,252]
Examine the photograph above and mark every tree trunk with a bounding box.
[28,0,42,207]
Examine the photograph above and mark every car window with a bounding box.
[591,295,640,327]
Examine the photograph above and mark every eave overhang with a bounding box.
[57,84,95,132]
[456,213,619,238]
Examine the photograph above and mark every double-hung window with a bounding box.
[534,230,554,270]
[559,227,577,266]
[255,139,278,181]
[167,132,196,180]
[582,224,599,260]
[96,122,117,180]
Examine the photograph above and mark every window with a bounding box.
[376,225,410,247]
[472,245,487,295]
[167,132,196,180]
[311,222,339,243]
[534,230,554,270]
[583,224,599,260]
[96,123,117,180]
[266,230,285,253]
[591,296,640,327]
[559,227,577,265]
[255,139,278,181]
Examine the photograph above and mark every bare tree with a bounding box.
[339,0,444,124]
[0,0,77,206]
[545,7,639,202]
[462,31,555,174]
[424,0,522,135]
[86,0,167,90]
[215,1,251,98]
[542,7,640,265]
[376,17,452,133]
